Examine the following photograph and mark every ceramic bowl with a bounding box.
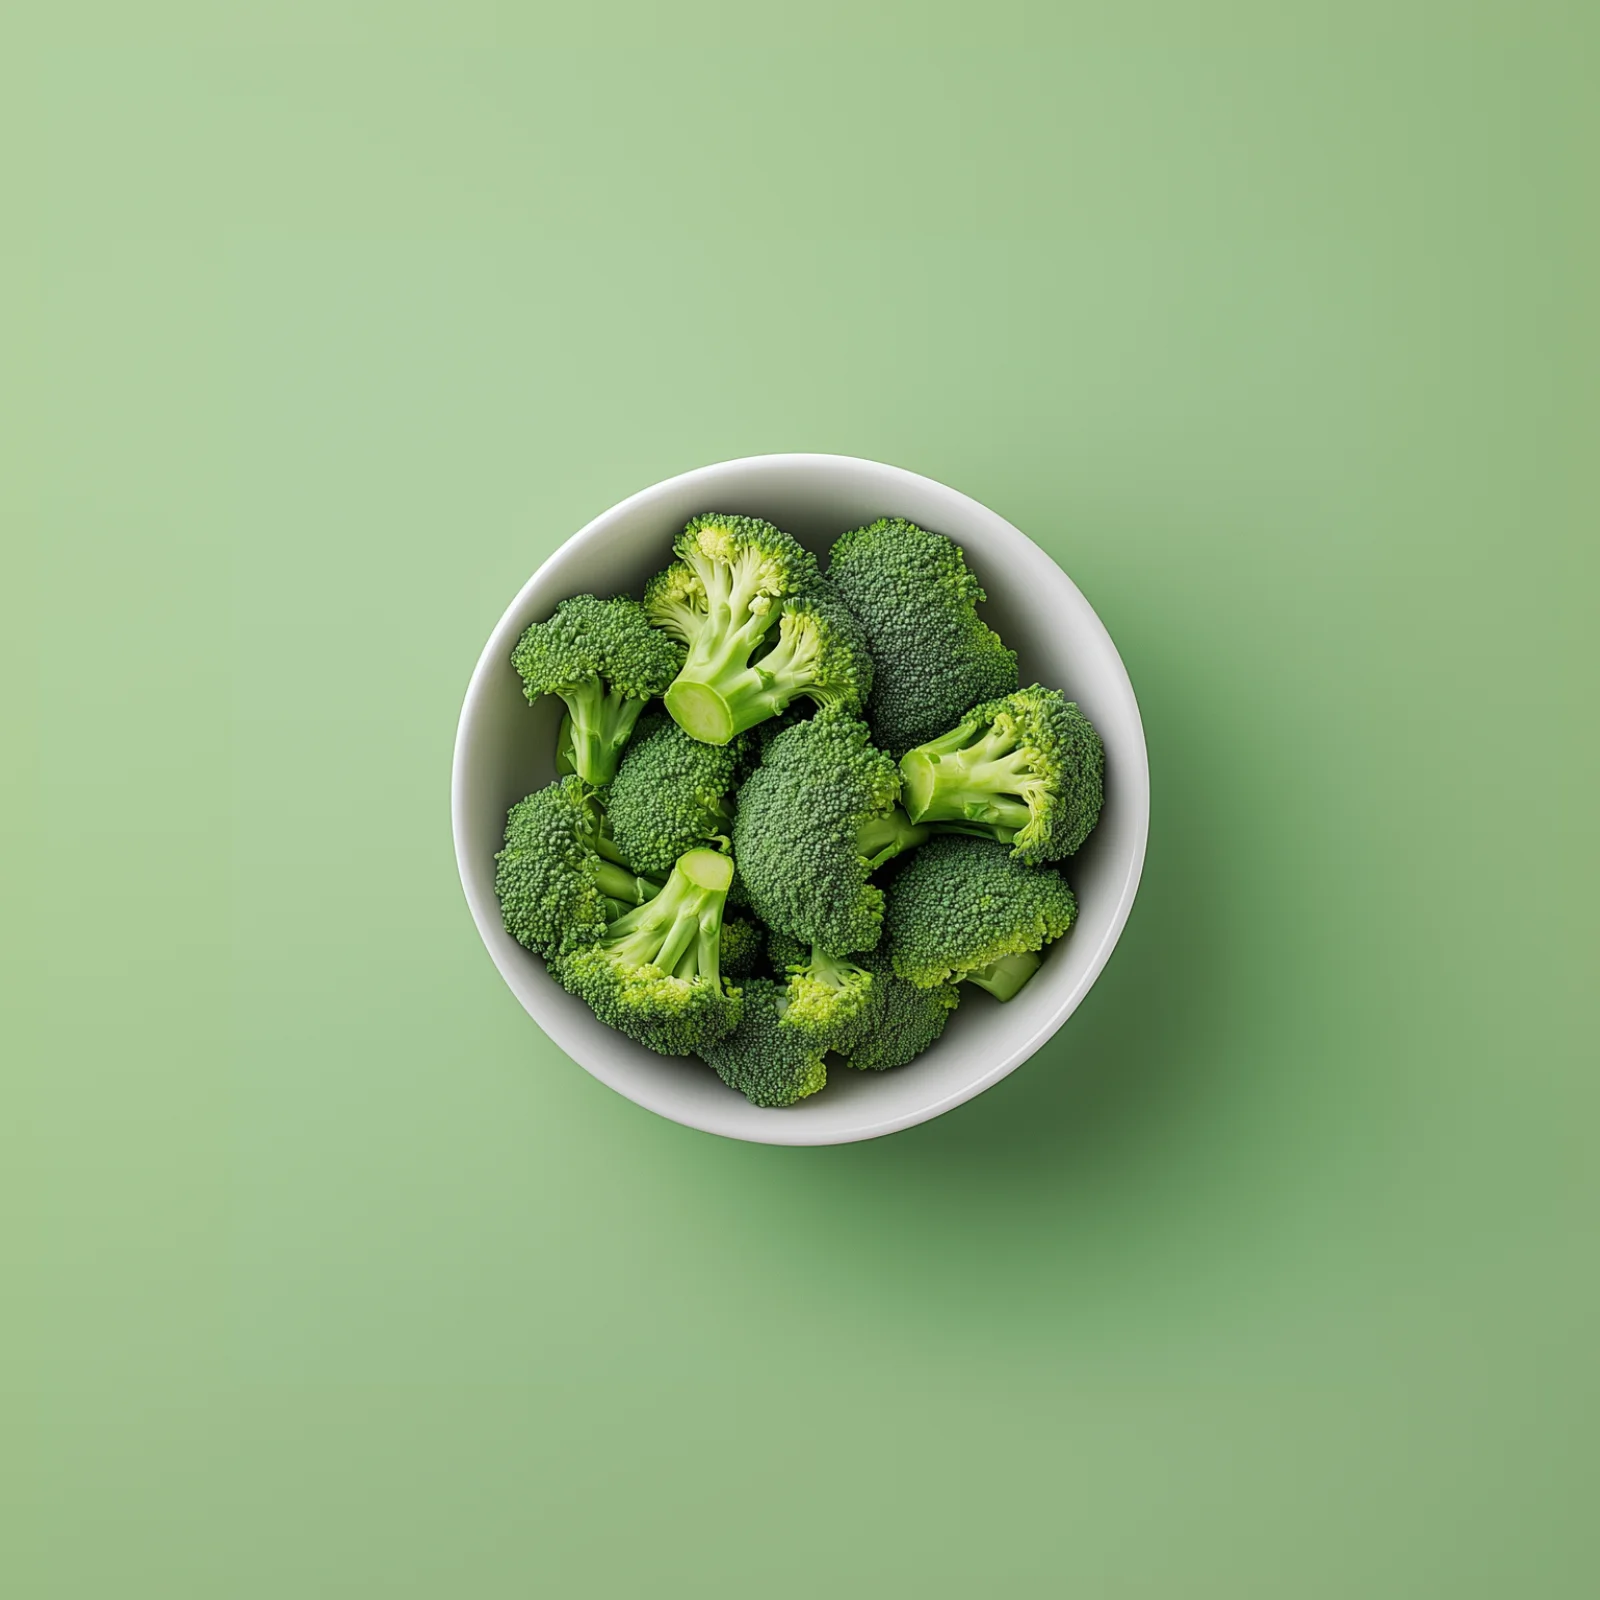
[452,454,1148,1144]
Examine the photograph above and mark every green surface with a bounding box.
[6,6,1596,1597]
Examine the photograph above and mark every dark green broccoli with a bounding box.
[555,848,742,1055]
[827,517,1018,756]
[605,714,744,876]
[719,916,767,980]
[495,779,661,960]
[899,685,1105,863]
[732,711,928,955]
[699,978,831,1107]
[511,594,684,787]
[767,931,875,1050]
[732,703,811,785]
[646,513,869,746]
[883,835,1077,996]
[843,950,962,1072]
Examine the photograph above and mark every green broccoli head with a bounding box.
[883,834,1077,993]
[732,711,928,956]
[495,778,662,961]
[554,847,742,1055]
[605,713,746,876]
[842,949,962,1072]
[641,559,709,647]
[899,684,1106,863]
[718,916,767,980]
[718,579,874,728]
[767,931,875,1052]
[826,518,1019,756]
[511,594,684,788]
[698,977,830,1107]
[646,513,853,746]
[644,513,816,656]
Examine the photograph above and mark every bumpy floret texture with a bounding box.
[495,778,657,960]
[843,950,962,1073]
[699,977,830,1107]
[900,684,1105,863]
[884,835,1078,988]
[719,917,766,980]
[644,512,818,651]
[559,945,743,1057]
[606,714,744,875]
[513,592,684,703]
[732,711,903,955]
[767,931,875,1051]
[827,518,1018,756]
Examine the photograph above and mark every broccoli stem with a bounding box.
[807,946,861,988]
[900,728,1037,833]
[662,571,794,745]
[593,860,661,907]
[964,950,1042,1002]
[600,848,733,982]
[560,681,650,787]
[591,830,633,868]
[854,808,930,870]
[554,712,577,777]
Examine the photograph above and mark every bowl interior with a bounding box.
[453,455,1148,1144]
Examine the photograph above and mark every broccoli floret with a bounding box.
[641,558,710,648]
[705,579,871,731]
[899,685,1106,862]
[511,594,684,787]
[883,835,1077,995]
[646,512,818,647]
[733,711,928,955]
[699,977,831,1107]
[843,950,962,1072]
[827,518,1018,756]
[719,916,766,980]
[647,513,855,746]
[555,847,742,1055]
[605,713,745,876]
[495,778,662,961]
[767,931,875,1050]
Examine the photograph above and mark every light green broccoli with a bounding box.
[555,848,742,1056]
[645,514,871,745]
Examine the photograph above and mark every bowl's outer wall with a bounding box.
[453,455,1149,1143]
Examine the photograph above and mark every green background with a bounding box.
[7,5,1596,1596]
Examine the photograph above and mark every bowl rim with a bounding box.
[451,452,1150,1144]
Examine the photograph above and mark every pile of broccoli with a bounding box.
[495,512,1105,1108]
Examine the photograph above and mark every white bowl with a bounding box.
[452,454,1149,1145]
